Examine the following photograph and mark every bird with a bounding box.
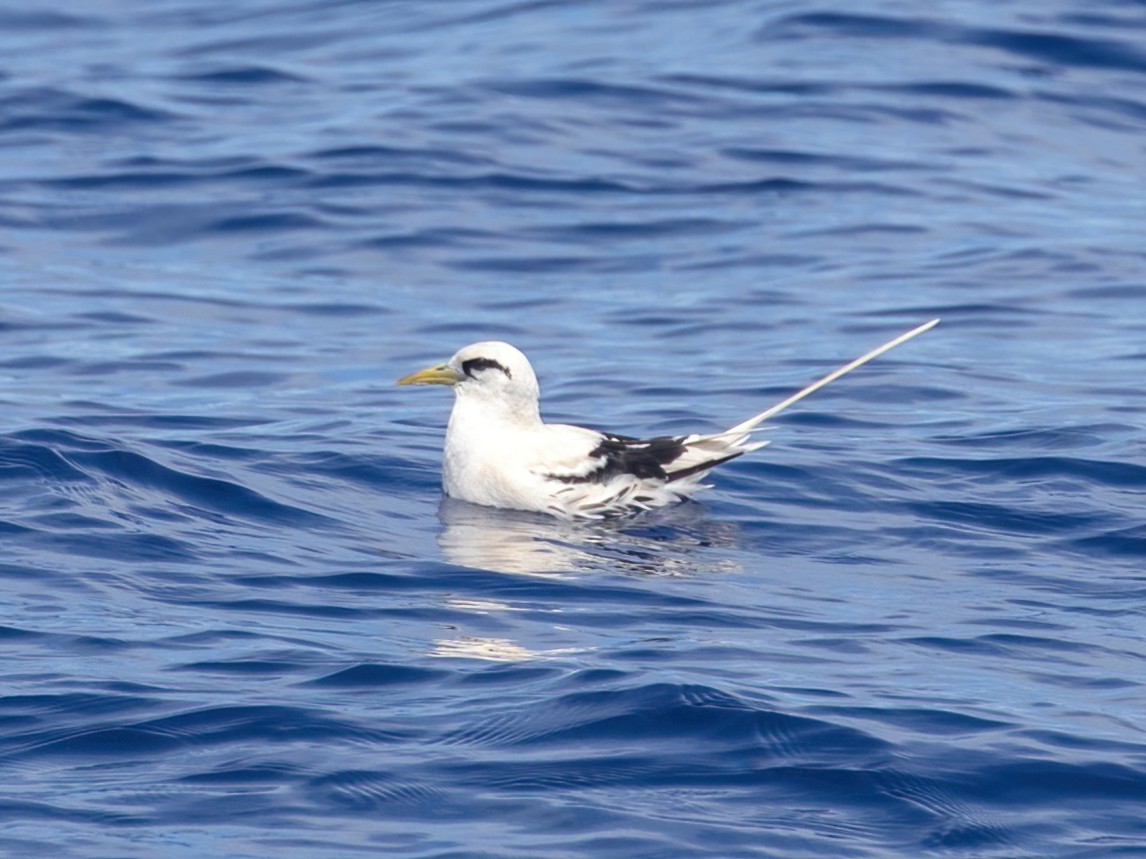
[397,319,938,519]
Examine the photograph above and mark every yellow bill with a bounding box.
[396,362,465,387]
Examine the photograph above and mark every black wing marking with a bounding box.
[663,450,743,482]
[547,433,691,485]
[548,431,749,486]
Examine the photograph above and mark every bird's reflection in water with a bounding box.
[436,497,744,577]
[429,636,539,661]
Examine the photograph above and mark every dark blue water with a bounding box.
[2,1,1145,856]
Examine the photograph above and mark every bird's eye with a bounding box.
[462,358,512,379]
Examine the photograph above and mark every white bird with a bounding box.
[397,319,938,519]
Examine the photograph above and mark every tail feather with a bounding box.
[725,318,939,437]
[681,318,938,464]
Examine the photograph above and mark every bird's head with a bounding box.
[397,341,541,417]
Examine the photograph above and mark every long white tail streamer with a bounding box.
[726,318,940,436]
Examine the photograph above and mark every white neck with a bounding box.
[450,385,542,431]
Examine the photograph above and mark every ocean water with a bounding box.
[2,1,1145,856]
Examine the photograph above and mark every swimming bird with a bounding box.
[397,319,938,519]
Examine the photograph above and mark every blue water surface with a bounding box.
[2,1,1145,857]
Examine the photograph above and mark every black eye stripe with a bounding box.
[461,357,512,379]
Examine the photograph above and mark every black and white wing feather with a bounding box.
[535,429,767,517]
